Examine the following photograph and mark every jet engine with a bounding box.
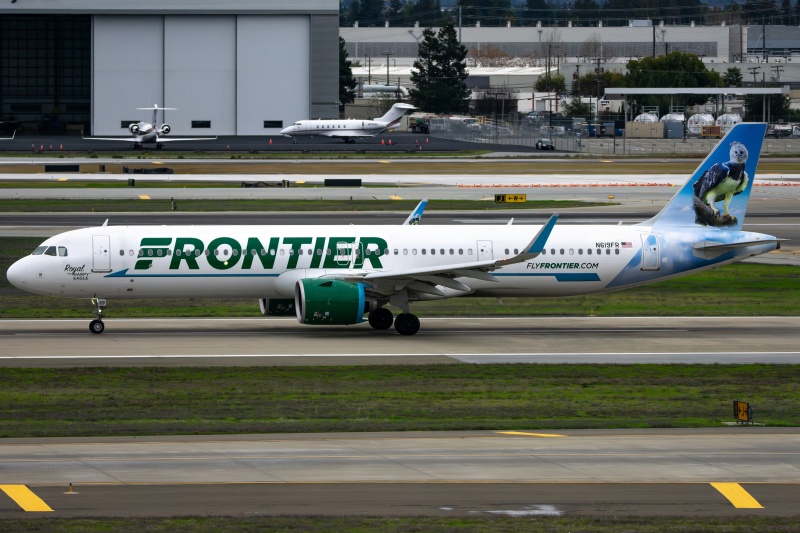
[294,278,375,325]
[129,124,140,134]
[160,124,171,135]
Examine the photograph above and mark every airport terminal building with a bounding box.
[0,0,339,136]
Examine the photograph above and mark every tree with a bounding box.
[358,0,386,25]
[745,93,791,121]
[572,70,625,98]
[386,0,406,25]
[572,0,600,25]
[525,0,552,24]
[722,67,743,87]
[469,45,512,67]
[535,73,566,93]
[625,51,722,115]
[339,37,357,107]
[458,0,513,26]
[409,21,470,114]
[562,98,593,118]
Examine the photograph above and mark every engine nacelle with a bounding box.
[294,279,374,325]
[129,124,140,134]
[160,124,171,135]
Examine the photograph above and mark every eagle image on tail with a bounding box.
[693,140,749,227]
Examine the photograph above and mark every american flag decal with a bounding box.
[621,242,632,248]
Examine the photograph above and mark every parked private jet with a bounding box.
[280,103,416,143]
[7,123,781,336]
[84,105,216,149]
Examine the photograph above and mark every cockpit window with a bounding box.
[31,246,47,255]
[58,247,68,257]
[44,246,57,256]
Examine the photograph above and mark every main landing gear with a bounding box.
[89,298,107,334]
[367,307,421,335]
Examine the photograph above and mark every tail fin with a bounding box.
[643,122,767,230]
[375,103,416,126]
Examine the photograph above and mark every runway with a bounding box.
[0,317,798,367]
[1,429,798,516]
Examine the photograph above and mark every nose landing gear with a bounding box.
[89,298,107,334]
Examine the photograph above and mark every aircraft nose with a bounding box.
[6,258,26,289]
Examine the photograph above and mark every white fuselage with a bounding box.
[280,119,389,139]
[5,224,777,302]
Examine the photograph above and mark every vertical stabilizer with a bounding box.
[374,103,416,126]
[643,122,766,230]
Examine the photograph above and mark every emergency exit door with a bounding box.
[640,234,660,271]
[92,235,111,272]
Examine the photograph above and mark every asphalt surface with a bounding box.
[2,429,799,516]
[0,132,539,154]
[1,317,798,367]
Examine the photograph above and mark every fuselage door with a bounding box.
[92,235,111,272]
[640,233,660,271]
[477,240,493,261]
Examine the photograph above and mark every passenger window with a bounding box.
[138,249,143,257]
[542,249,546,255]
[569,249,574,255]
[578,249,583,255]
[204,250,210,256]
[587,249,592,255]
[412,249,417,255]
[195,250,202,257]
[403,249,408,255]
[129,250,134,256]
[119,250,124,256]
[440,249,445,255]
[157,249,163,256]
[430,249,435,255]
[458,249,463,255]
[505,248,509,254]
[560,249,564,255]
[468,249,473,255]
[421,249,426,255]
[514,249,518,254]
[615,249,620,255]
[550,248,555,255]
[394,249,399,255]
[449,249,454,255]
[606,249,611,255]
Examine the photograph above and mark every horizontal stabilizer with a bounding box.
[693,238,786,251]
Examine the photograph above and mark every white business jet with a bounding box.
[280,103,416,143]
[84,105,216,149]
[7,123,781,336]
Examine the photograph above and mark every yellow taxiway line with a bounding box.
[0,484,53,512]
[710,482,763,509]
[496,431,567,438]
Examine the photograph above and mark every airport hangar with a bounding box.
[0,0,339,137]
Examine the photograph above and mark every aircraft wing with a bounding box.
[82,136,141,142]
[156,137,217,142]
[351,215,558,298]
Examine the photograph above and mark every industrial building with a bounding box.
[0,0,339,136]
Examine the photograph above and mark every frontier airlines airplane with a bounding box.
[7,123,781,335]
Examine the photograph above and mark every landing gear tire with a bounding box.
[368,308,394,330]
[394,313,420,336]
[89,319,105,334]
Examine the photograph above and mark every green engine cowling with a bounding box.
[294,278,372,325]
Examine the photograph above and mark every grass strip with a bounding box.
[1,364,798,438]
[0,198,604,212]
[2,236,797,317]
[2,516,797,533]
